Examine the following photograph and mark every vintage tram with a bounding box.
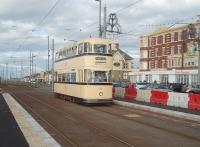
[54,38,113,104]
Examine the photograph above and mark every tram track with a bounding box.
[9,92,78,147]
[89,106,200,142]
[5,85,200,147]
[7,89,136,147]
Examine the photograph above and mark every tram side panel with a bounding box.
[54,83,112,101]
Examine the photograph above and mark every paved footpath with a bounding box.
[1,93,60,147]
[0,94,29,147]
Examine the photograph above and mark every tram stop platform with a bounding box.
[0,93,60,147]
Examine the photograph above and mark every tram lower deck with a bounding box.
[54,82,113,104]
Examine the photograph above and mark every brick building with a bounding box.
[138,21,200,85]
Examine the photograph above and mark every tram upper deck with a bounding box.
[55,38,113,63]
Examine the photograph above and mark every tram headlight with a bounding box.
[99,92,103,96]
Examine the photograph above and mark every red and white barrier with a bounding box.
[113,87,200,111]
[167,92,189,108]
[188,94,200,110]
[136,89,151,102]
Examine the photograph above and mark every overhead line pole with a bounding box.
[6,63,8,85]
[30,51,32,86]
[95,0,102,38]
[52,38,55,91]
[48,36,50,85]
[103,5,107,39]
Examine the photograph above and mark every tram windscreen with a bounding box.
[94,44,107,53]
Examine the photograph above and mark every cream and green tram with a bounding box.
[54,38,113,104]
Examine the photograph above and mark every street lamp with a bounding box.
[95,0,102,38]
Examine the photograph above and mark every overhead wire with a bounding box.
[15,0,62,52]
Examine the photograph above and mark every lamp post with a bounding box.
[95,0,102,38]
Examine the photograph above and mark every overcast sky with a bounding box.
[0,0,200,77]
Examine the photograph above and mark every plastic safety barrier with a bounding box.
[150,90,169,105]
[167,92,189,108]
[124,87,137,99]
[114,87,125,98]
[188,94,200,110]
[136,89,151,102]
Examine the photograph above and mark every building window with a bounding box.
[176,74,189,84]
[178,32,182,41]
[191,74,198,86]
[157,35,163,44]
[174,46,178,54]
[157,48,162,56]
[165,33,171,43]
[160,74,169,84]
[164,47,171,55]
[174,32,178,41]
[151,60,155,68]
[151,49,155,57]
[145,75,152,83]
[178,45,182,54]
[158,60,162,68]
[171,46,174,55]
[151,37,156,46]
[181,30,188,40]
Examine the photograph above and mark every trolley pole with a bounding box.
[52,38,55,91]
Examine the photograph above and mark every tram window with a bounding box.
[69,48,72,57]
[107,71,111,82]
[72,46,77,56]
[83,42,92,53]
[62,74,66,82]
[84,69,93,83]
[58,74,62,82]
[108,44,112,53]
[66,73,70,82]
[94,71,107,82]
[58,51,62,59]
[63,50,66,58]
[88,43,92,53]
[78,43,84,54]
[94,44,107,53]
[66,49,68,57]
[71,73,76,82]
[84,43,87,53]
